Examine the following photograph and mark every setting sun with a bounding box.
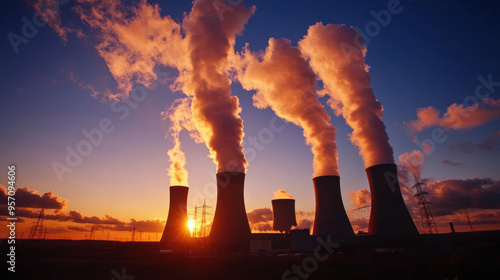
[188,219,195,235]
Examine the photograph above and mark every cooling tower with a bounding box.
[272,199,297,233]
[209,172,251,245]
[160,186,190,246]
[366,164,419,237]
[312,176,355,239]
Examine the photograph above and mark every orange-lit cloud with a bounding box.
[397,143,432,181]
[0,185,166,240]
[74,0,187,100]
[162,97,202,186]
[180,0,255,173]
[29,0,83,42]
[0,185,67,209]
[235,38,340,177]
[407,98,500,132]
[299,22,395,168]
[273,189,293,200]
[247,207,273,232]
[348,188,371,209]
[295,210,314,231]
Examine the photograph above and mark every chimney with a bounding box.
[160,186,190,246]
[312,176,355,239]
[272,198,297,233]
[209,172,251,245]
[366,163,419,237]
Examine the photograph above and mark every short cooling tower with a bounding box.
[366,164,419,237]
[312,176,355,239]
[209,172,251,245]
[272,198,297,233]
[160,186,190,246]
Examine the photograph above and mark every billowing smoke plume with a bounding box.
[273,189,293,200]
[180,0,255,173]
[299,23,394,168]
[162,97,202,186]
[235,38,340,177]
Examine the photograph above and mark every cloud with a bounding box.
[350,218,369,233]
[450,142,476,153]
[247,207,273,232]
[427,178,500,216]
[74,0,187,100]
[294,210,314,230]
[407,98,500,133]
[397,143,432,181]
[0,185,67,209]
[28,0,83,42]
[449,130,500,153]
[296,219,312,229]
[273,189,293,200]
[478,130,500,150]
[442,159,464,166]
[348,188,371,209]
[247,207,272,224]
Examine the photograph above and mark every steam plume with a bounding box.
[162,97,202,186]
[180,0,255,173]
[299,23,394,167]
[235,38,340,177]
[273,189,293,200]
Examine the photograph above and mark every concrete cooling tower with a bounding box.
[160,186,190,246]
[272,198,297,233]
[312,176,355,239]
[209,172,251,246]
[366,163,419,237]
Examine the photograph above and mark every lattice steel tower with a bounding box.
[412,180,438,234]
[28,207,45,240]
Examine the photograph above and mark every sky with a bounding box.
[1,0,499,240]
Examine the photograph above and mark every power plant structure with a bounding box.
[209,172,251,246]
[366,164,419,237]
[160,186,190,247]
[272,198,297,233]
[312,176,355,239]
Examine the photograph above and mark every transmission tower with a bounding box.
[412,179,438,234]
[195,199,213,238]
[28,207,45,240]
[131,225,136,241]
[89,226,95,240]
[463,208,474,232]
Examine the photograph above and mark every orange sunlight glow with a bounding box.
[188,219,195,235]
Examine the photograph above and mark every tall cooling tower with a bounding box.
[366,164,419,237]
[272,198,297,233]
[160,186,190,245]
[209,172,251,245]
[312,176,355,239]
